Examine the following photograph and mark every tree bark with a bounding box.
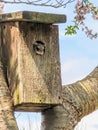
[41,66,98,130]
[0,59,18,130]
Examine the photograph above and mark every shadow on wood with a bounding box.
[0,11,66,112]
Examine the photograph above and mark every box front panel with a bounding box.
[18,23,62,104]
[1,22,62,111]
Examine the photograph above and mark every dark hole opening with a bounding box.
[33,41,45,55]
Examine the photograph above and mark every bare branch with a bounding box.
[0,0,76,8]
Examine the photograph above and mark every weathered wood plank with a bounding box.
[0,11,66,24]
[0,21,62,112]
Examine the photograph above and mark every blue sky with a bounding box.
[3,0,98,129]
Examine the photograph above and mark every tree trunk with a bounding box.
[0,59,18,130]
[41,67,98,130]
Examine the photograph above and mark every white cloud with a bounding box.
[15,112,41,130]
[75,110,98,130]
[61,58,98,85]
[17,120,41,130]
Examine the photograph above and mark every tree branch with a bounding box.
[0,0,76,8]
[41,66,98,130]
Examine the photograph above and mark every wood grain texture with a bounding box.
[0,11,66,24]
[1,21,62,112]
[0,27,18,129]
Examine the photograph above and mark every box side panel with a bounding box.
[0,22,23,104]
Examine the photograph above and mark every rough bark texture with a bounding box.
[41,66,98,130]
[0,60,18,130]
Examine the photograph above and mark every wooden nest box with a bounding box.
[0,11,66,112]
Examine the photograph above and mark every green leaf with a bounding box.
[65,24,79,35]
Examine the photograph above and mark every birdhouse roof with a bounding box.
[0,11,66,24]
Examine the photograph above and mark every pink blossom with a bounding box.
[74,0,98,39]
[75,0,83,10]
[0,3,4,14]
[75,15,85,23]
[87,3,94,8]
[93,14,98,20]
[87,29,92,35]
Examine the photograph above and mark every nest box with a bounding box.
[0,11,66,112]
